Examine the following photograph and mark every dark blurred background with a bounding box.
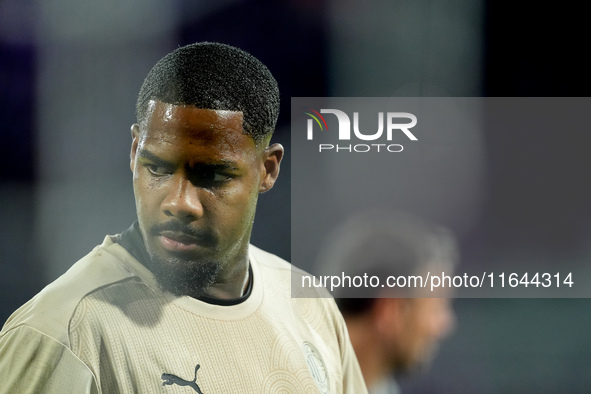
[1,1,590,393]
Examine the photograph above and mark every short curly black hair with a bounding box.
[136,42,279,144]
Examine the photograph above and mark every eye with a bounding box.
[189,168,233,186]
[146,164,172,176]
[200,170,231,183]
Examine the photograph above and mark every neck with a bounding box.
[346,316,392,389]
[203,257,250,300]
[120,222,253,302]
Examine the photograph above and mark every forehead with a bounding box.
[140,100,256,157]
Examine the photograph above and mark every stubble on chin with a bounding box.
[145,252,222,299]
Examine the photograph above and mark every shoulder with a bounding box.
[0,324,98,393]
[248,247,366,391]
[0,236,137,347]
[248,244,291,272]
[248,244,332,298]
[249,244,345,334]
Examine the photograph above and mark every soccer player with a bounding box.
[0,42,366,393]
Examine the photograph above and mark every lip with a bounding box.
[158,233,201,253]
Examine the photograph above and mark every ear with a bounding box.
[372,297,407,338]
[259,143,284,193]
[130,124,140,173]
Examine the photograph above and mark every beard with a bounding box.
[145,249,222,299]
[141,220,222,298]
[393,343,438,378]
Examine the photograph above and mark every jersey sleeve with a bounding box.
[0,325,99,394]
[331,300,369,394]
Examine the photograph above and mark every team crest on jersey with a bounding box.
[161,364,204,393]
[302,342,330,393]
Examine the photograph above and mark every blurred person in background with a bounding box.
[317,211,458,393]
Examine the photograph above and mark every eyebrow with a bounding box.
[137,149,240,171]
[137,149,174,168]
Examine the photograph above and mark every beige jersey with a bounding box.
[0,236,366,393]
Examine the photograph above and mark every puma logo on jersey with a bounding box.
[161,364,204,393]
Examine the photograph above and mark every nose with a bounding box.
[161,174,204,221]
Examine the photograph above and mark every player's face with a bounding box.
[130,100,281,292]
[395,297,455,372]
